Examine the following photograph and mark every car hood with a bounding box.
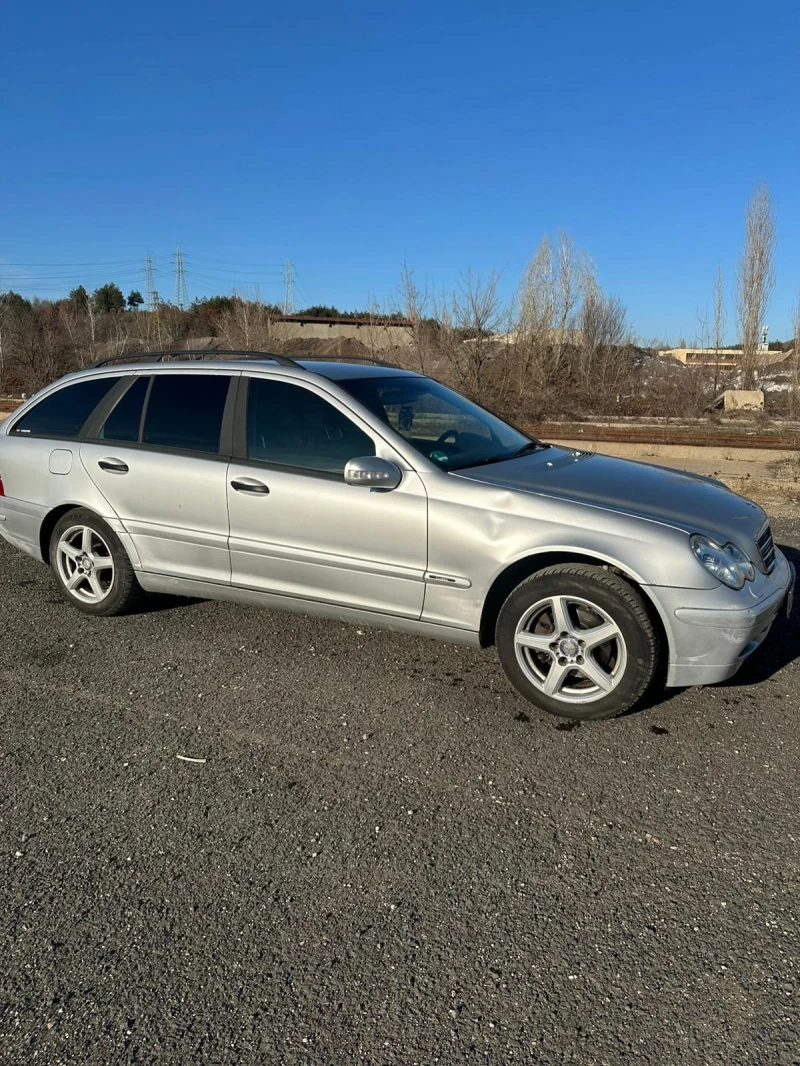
[454,446,766,544]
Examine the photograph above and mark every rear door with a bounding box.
[226,374,428,617]
[80,370,237,584]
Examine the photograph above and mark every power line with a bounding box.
[186,254,284,269]
[185,270,283,290]
[184,265,283,278]
[0,258,144,268]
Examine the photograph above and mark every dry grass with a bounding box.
[721,475,800,516]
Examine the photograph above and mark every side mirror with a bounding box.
[344,456,402,490]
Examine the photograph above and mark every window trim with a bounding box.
[234,373,380,482]
[82,375,143,440]
[8,374,124,441]
[83,370,240,459]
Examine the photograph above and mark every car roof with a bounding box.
[62,352,422,384]
[295,360,417,380]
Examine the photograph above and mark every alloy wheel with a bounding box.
[56,525,115,605]
[513,594,627,704]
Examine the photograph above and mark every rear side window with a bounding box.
[98,375,151,442]
[11,377,121,439]
[142,374,230,454]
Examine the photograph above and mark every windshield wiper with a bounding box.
[449,440,546,472]
[510,441,547,459]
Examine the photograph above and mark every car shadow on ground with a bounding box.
[135,594,205,614]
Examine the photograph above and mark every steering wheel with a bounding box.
[435,428,461,448]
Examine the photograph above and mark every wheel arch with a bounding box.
[479,549,671,667]
[39,504,86,563]
[39,503,139,568]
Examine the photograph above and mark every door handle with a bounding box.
[231,477,270,495]
[98,458,129,474]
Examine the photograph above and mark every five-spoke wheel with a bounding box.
[514,594,627,703]
[49,508,143,616]
[497,564,658,721]
[56,524,116,605]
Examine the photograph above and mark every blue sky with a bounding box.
[2,0,798,342]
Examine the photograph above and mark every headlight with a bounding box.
[722,542,755,582]
[690,535,754,590]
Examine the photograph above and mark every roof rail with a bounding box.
[89,349,298,369]
[88,350,401,370]
[293,355,400,369]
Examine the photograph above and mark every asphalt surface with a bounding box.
[1,524,799,1066]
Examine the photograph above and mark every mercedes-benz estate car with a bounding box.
[0,351,794,721]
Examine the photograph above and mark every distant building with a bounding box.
[272,314,414,350]
[658,347,792,368]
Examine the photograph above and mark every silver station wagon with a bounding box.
[0,351,794,721]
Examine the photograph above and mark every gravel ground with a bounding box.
[1,523,798,1066]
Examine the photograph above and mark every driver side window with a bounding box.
[246,378,375,477]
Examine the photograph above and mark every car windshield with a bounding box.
[339,375,546,470]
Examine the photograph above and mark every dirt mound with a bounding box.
[276,336,373,358]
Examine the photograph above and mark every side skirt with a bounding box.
[137,572,482,648]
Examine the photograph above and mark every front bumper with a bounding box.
[659,550,795,688]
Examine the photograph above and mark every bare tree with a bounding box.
[215,292,273,351]
[550,232,588,378]
[736,183,776,389]
[712,265,727,396]
[791,293,800,418]
[85,292,99,364]
[0,308,5,397]
[577,278,630,393]
[446,270,504,394]
[515,232,588,392]
[515,236,555,393]
[694,301,713,406]
[397,264,436,374]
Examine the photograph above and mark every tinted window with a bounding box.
[247,378,375,475]
[98,375,151,442]
[12,377,121,439]
[142,374,230,453]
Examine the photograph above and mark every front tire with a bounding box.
[496,564,659,721]
[50,508,143,616]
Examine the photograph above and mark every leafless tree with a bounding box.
[215,292,273,351]
[445,270,504,394]
[549,232,588,378]
[85,292,99,364]
[515,236,554,393]
[736,183,776,389]
[791,293,800,417]
[397,264,436,374]
[0,310,5,397]
[576,277,630,392]
[712,265,727,397]
[8,307,65,391]
[515,232,588,392]
[694,301,713,406]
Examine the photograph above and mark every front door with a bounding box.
[81,371,236,584]
[227,375,428,618]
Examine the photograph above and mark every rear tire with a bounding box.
[496,564,659,721]
[49,508,144,617]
